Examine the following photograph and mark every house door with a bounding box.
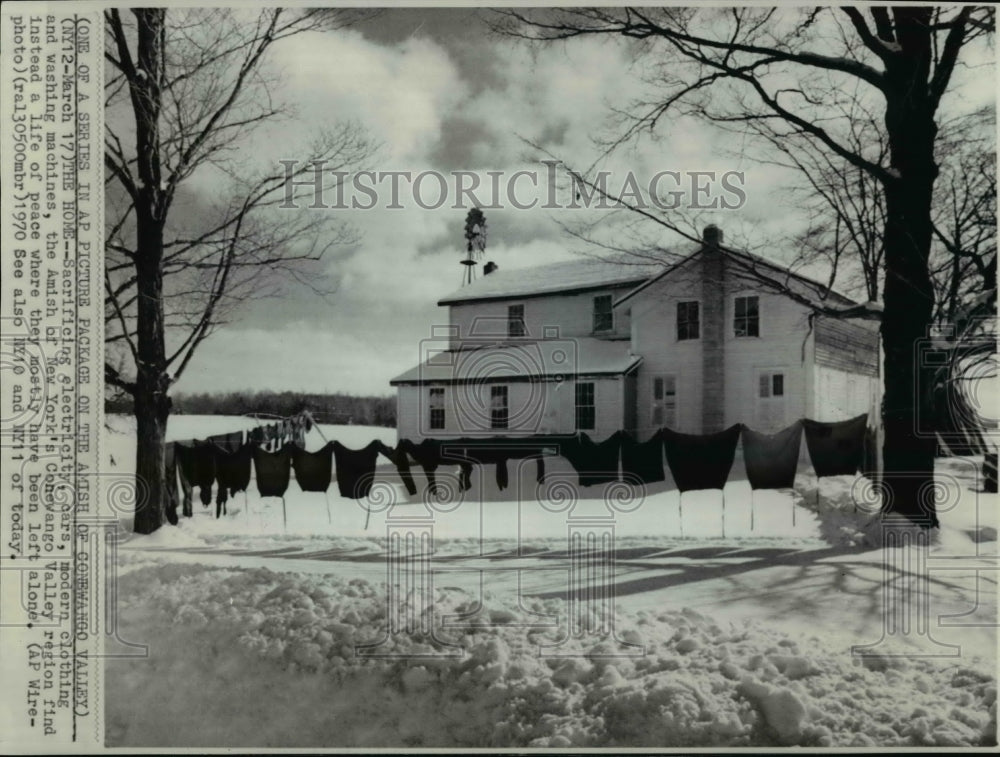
[756,369,786,432]
[652,375,678,430]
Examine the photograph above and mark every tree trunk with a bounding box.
[129,8,171,535]
[131,212,171,535]
[879,8,939,527]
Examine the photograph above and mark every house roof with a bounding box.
[437,256,664,306]
[390,337,642,385]
[614,242,861,310]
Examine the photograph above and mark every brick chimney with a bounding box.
[483,261,498,275]
[703,224,723,247]
[701,225,726,432]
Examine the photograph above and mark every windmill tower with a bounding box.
[461,208,487,286]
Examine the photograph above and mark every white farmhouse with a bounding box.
[391,225,881,442]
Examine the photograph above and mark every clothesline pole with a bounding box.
[750,491,755,532]
[315,423,331,445]
[281,496,287,531]
[325,492,332,524]
[678,494,684,538]
[364,502,372,531]
[721,491,725,538]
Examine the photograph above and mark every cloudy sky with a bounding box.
[166,7,996,399]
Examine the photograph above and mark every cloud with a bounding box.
[161,8,995,399]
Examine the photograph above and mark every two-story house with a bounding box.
[391,225,881,443]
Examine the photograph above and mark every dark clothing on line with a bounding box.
[802,413,868,478]
[399,438,444,495]
[253,446,291,498]
[742,422,803,490]
[561,432,623,487]
[164,443,180,525]
[445,437,552,491]
[176,448,194,517]
[208,431,243,453]
[291,442,335,493]
[861,426,879,480]
[213,444,253,516]
[213,444,252,495]
[176,441,215,508]
[376,442,417,496]
[448,441,509,490]
[620,431,666,485]
[333,440,381,499]
[662,424,742,492]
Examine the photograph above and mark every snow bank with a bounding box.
[106,563,997,748]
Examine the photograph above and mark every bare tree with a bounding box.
[777,106,995,322]
[497,6,996,526]
[104,8,377,533]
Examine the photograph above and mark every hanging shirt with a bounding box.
[560,432,623,487]
[333,440,382,499]
[662,424,742,492]
[253,446,292,498]
[176,441,215,506]
[291,442,335,493]
[214,444,253,499]
[802,413,868,477]
[620,430,666,485]
[741,422,803,490]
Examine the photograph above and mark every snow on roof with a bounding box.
[437,256,665,305]
[614,244,861,310]
[390,337,642,385]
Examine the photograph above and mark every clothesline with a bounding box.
[162,414,873,529]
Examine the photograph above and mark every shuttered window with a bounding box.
[575,382,595,431]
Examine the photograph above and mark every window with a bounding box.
[677,301,700,340]
[651,375,677,428]
[734,295,760,337]
[593,294,613,332]
[758,372,784,398]
[507,304,525,338]
[490,385,508,429]
[428,387,445,430]
[575,382,595,430]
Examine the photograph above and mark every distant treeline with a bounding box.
[105,390,396,427]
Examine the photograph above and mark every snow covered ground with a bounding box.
[104,414,998,748]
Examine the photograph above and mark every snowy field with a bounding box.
[104,414,998,748]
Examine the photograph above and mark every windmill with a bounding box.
[461,207,487,286]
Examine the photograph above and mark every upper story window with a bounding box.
[490,385,509,429]
[507,304,526,337]
[575,381,595,431]
[734,295,760,337]
[593,294,613,332]
[428,387,445,430]
[677,301,700,341]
